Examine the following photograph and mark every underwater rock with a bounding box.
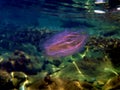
[0,70,119,90]
[0,27,56,52]
[103,75,120,90]
[0,27,120,89]
[0,50,42,75]
[10,71,28,89]
[26,74,97,90]
[105,38,120,68]
[0,70,14,90]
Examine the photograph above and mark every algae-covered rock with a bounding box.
[0,70,14,90]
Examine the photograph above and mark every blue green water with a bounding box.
[0,0,119,36]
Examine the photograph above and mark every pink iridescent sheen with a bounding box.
[44,31,88,57]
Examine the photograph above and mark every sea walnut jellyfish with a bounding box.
[44,30,88,58]
[43,30,88,79]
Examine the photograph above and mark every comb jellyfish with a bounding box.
[44,30,88,79]
[44,30,88,58]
